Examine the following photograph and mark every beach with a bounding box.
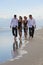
[0,28,43,65]
[0,0,43,64]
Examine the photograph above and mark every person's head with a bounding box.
[19,16,22,21]
[14,15,17,19]
[29,14,32,19]
[24,16,27,20]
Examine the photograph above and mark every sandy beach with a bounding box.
[0,28,43,65]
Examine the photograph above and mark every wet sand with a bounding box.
[0,28,43,65]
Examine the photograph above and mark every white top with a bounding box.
[10,18,18,28]
[28,18,36,28]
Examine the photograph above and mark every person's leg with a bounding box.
[13,43,15,51]
[29,28,32,39]
[29,28,31,37]
[32,26,34,38]
[12,27,15,36]
[19,29,20,39]
[26,27,28,37]
[16,41,18,49]
[12,27,16,51]
[12,27,16,42]
[19,27,22,40]
[25,27,27,39]
[24,27,26,39]
[20,32,22,40]
[15,28,17,37]
[19,40,22,48]
[15,27,18,49]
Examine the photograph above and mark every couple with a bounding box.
[10,14,36,49]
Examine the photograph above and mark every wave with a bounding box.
[0,26,43,31]
[0,27,11,31]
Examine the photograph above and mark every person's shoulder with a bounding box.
[16,18,18,20]
[16,18,18,21]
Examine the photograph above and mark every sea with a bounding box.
[0,18,43,63]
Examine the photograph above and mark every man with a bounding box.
[10,15,18,49]
[28,15,36,39]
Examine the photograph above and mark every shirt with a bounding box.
[10,18,18,28]
[28,18,36,28]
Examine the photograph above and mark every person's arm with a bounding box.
[27,19,29,28]
[27,20,28,29]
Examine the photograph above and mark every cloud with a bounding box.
[30,8,43,19]
[0,7,43,19]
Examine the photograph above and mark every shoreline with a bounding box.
[0,28,43,65]
[0,26,43,31]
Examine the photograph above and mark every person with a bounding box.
[19,40,22,48]
[23,16,28,39]
[10,15,18,49]
[28,14,36,39]
[18,16,22,41]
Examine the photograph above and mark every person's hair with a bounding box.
[24,16,27,19]
[29,14,32,17]
[19,16,22,20]
[14,15,16,18]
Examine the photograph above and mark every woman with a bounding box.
[23,16,28,39]
[18,16,22,40]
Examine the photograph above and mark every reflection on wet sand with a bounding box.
[13,41,18,51]
[11,40,27,60]
[13,40,22,51]
[19,40,22,48]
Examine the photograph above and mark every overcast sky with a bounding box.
[0,0,43,19]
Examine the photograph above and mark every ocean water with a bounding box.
[0,30,28,63]
[0,30,13,63]
[0,19,43,63]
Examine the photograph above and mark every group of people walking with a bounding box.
[10,14,36,50]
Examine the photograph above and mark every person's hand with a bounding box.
[16,26,18,29]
